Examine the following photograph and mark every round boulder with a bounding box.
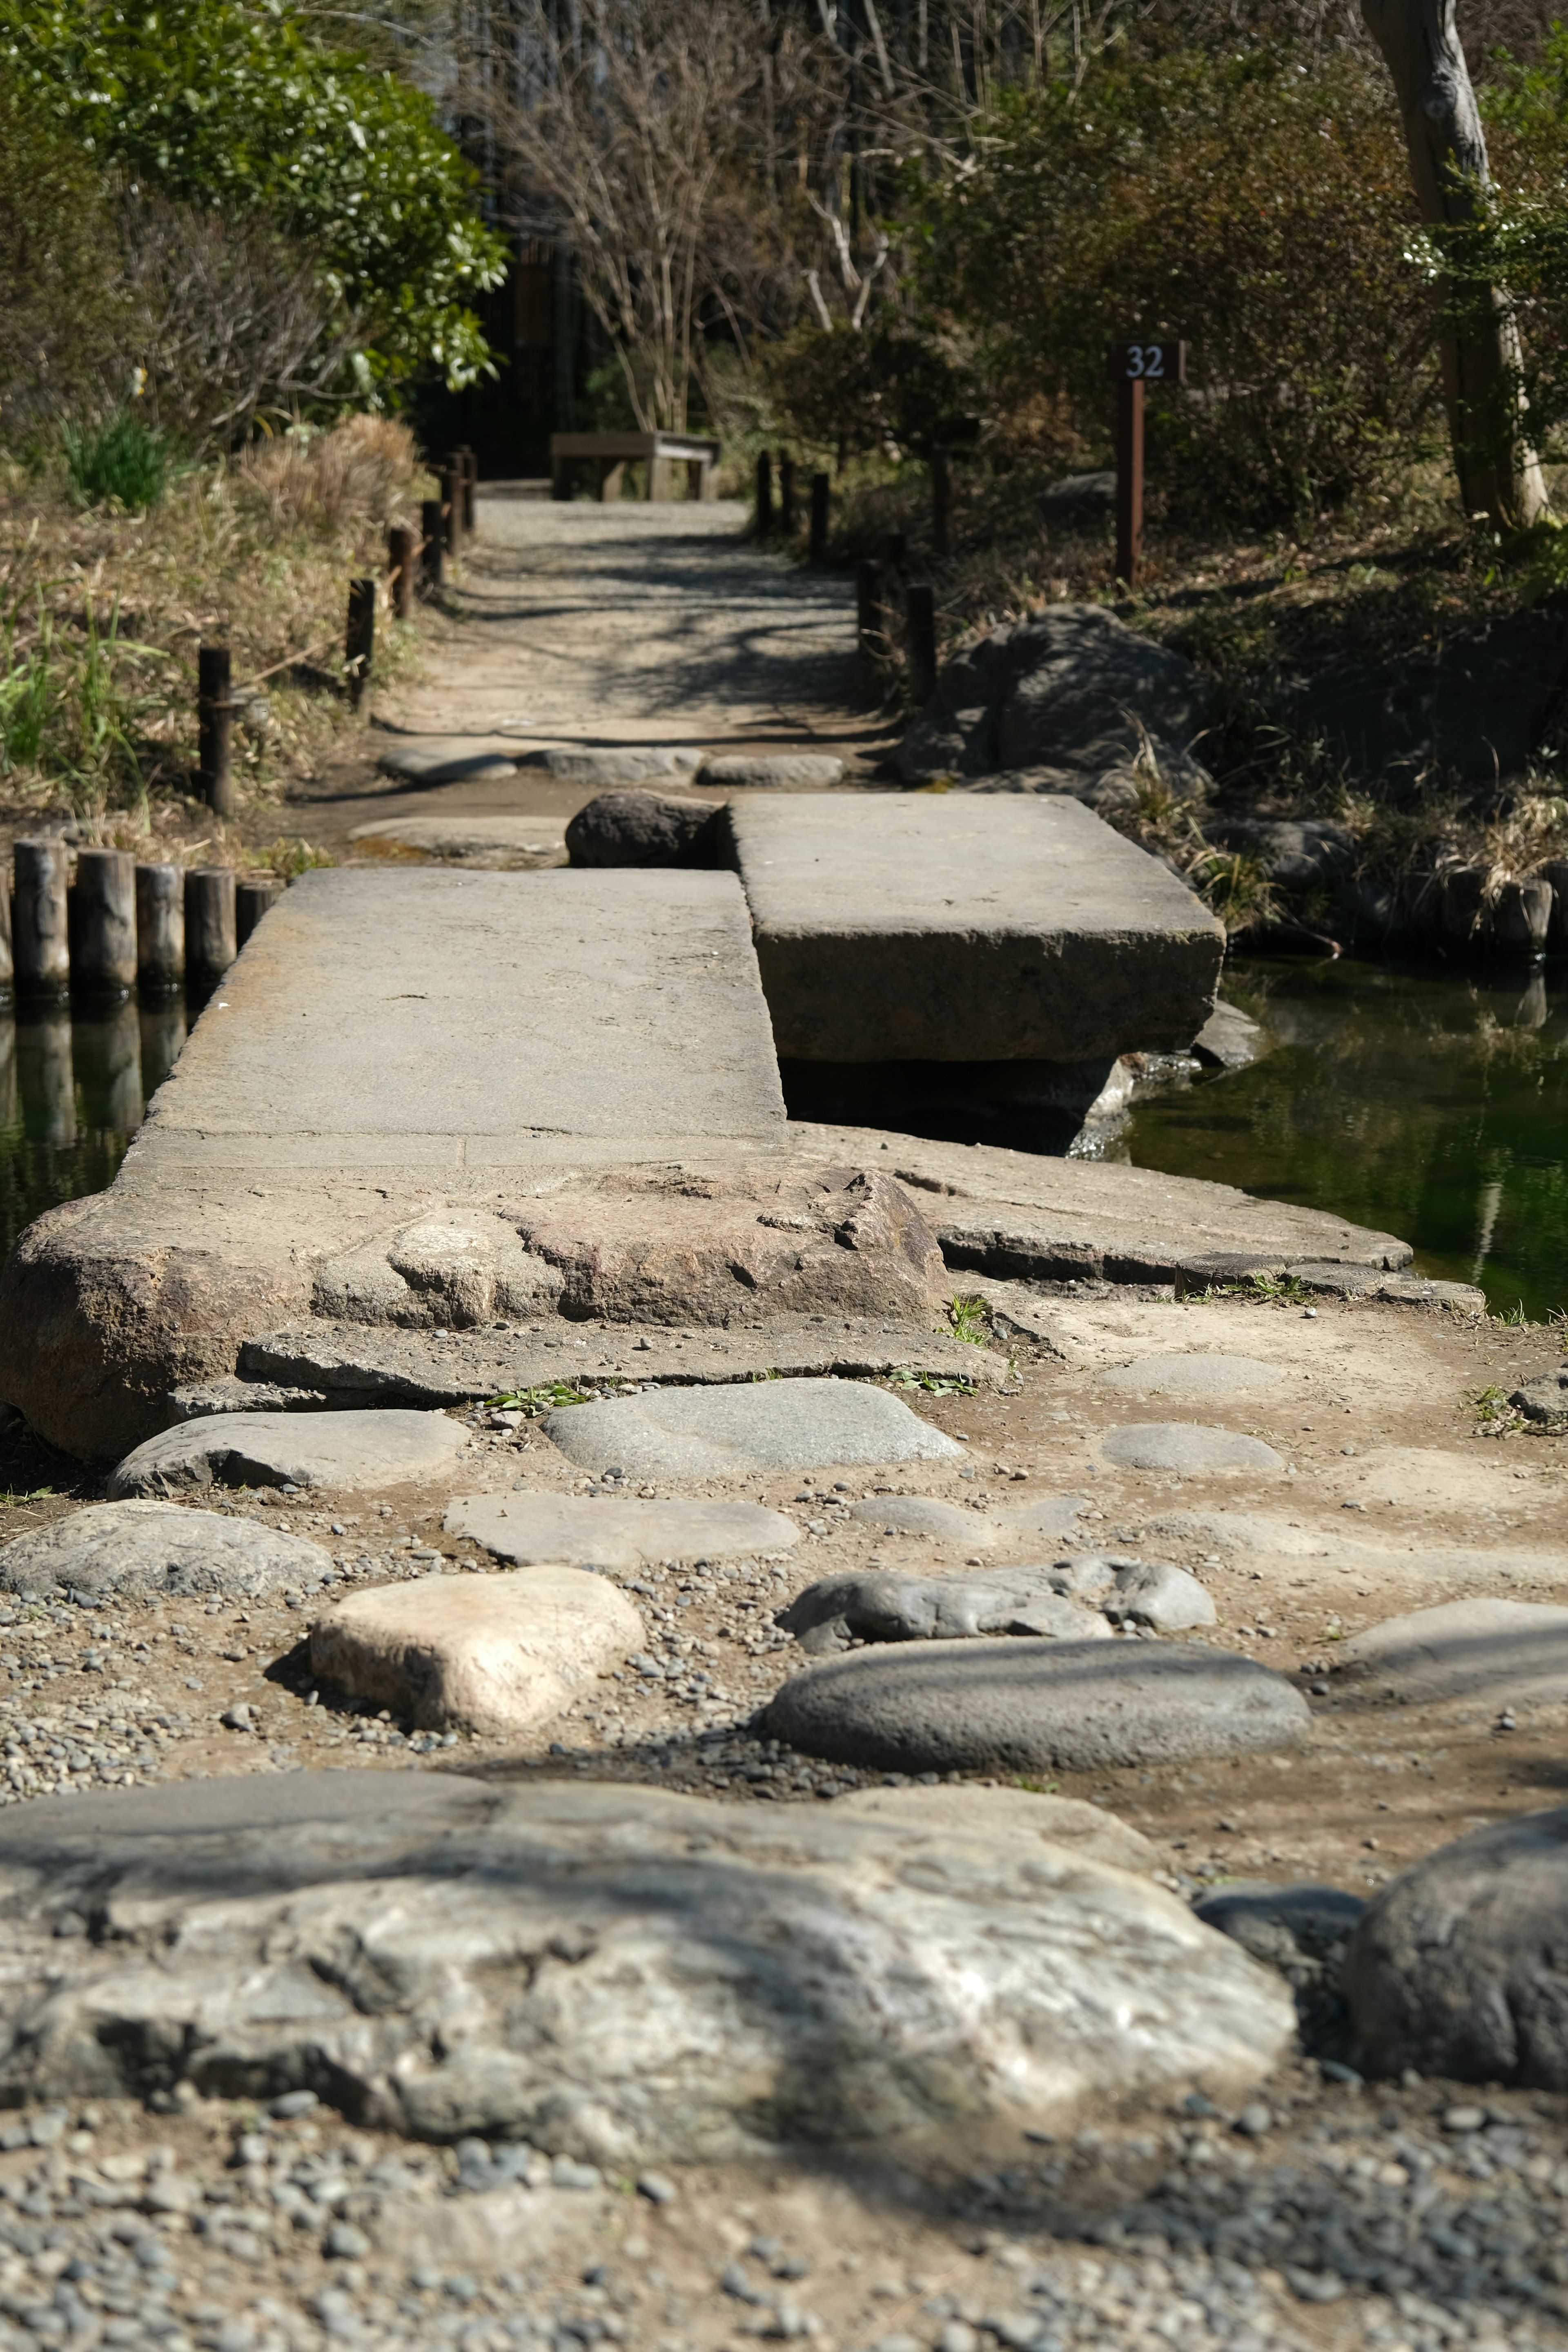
[760,1636,1310,1774]
[0,1501,332,1604]
[1343,1808,1568,2087]
[1102,1423,1285,1474]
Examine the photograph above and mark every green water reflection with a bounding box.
[0,998,189,1263]
[1122,956,1568,1322]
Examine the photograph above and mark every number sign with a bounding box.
[1109,340,1187,385]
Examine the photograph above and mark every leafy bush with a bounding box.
[767,323,977,463]
[1,0,506,392]
[62,410,172,513]
[914,47,1442,528]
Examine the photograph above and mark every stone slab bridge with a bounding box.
[0,797,1413,1460]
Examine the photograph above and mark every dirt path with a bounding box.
[289,484,894,855]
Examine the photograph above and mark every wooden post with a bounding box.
[185,867,237,978]
[809,472,830,563]
[136,863,184,989]
[420,499,445,591]
[388,524,415,621]
[1109,339,1187,591]
[198,644,234,817]
[346,578,376,709]
[457,445,477,534]
[236,875,285,948]
[855,559,884,686]
[932,450,952,559]
[906,584,938,706]
[441,464,463,556]
[0,867,12,997]
[72,847,137,993]
[13,840,70,995]
[756,450,774,535]
[779,456,797,535]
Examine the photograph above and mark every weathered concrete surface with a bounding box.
[0,1771,1294,2146]
[726,796,1224,1061]
[445,1492,800,1570]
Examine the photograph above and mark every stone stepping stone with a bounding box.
[350,815,567,866]
[1097,1353,1285,1401]
[846,1494,999,1544]
[1102,1423,1285,1474]
[702,753,846,788]
[0,1772,1293,2143]
[833,1782,1158,1875]
[541,1377,964,1478]
[444,1492,798,1570]
[1343,1807,1568,2089]
[726,793,1222,1062]
[0,1501,331,1603]
[779,1570,1110,1655]
[376,739,522,785]
[108,1409,467,1498]
[521,746,704,785]
[1337,1598,1568,1708]
[1050,1553,1216,1633]
[310,1567,641,1736]
[761,1637,1311,1773]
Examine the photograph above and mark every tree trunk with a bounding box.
[1361,0,1547,526]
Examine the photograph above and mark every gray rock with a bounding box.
[1336,1597,1568,1708]
[522,746,705,786]
[564,790,721,869]
[1343,1806,1568,2086]
[1097,1354,1286,1403]
[1037,471,1117,526]
[348,815,568,868]
[1192,999,1268,1071]
[444,1492,800,1570]
[832,1780,1159,1874]
[170,1376,329,1419]
[1101,1423,1286,1474]
[541,1377,964,1478]
[760,1637,1311,1773]
[1283,610,1568,790]
[727,793,1223,1063]
[845,1494,999,1545]
[1206,819,1354,889]
[777,1569,1110,1655]
[893,606,1210,799]
[108,1408,468,1498]
[1511,1368,1568,1424]
[702,754,846,789]
[0,1772,1294,2146]
[0,1501,332,1603]
[1102,1558,1217,1633]
[376,741,521,787]
[993,1492,1086,1544]
[1197,1882,1365,1991]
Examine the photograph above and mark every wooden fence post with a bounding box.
[388,524,415,620]
[198,644,234,817]
[72,847,137,993]
[185,867,237,979]
[136,863,184,989]
[420,500,445,592]
[809,472,830,563]
[13,840,71,994]
[906,584,937,706]
[346,578,376,708]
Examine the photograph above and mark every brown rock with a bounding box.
[565,790,720,868]
[310,1567,643,1735]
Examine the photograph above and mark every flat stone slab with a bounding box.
[541,1377,964,1478]
[444,1492,799,1570]
[778,1569,1111,1654]
[310,1568,643,1735]
[725,795,1223,1061]
[1337,1599,1568,1708]
[108,1409,466,1498]
[0,1773,1293,2144]
[0,1501,331,1603]
[1343,1807,1568,2088]
[833,1782,1159,1875]
[1101,1423,1285,1474]
[761,1638,1312,1773]
[350,815,567,867]
[376,739,523,786]
[1097,1354,1286,1401]
[846,1494,1000,1544]
[521,746,704,785]
[702,753,846,788]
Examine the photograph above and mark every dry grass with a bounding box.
[0,417,432,851]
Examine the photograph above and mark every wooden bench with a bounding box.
[550,432,722,504]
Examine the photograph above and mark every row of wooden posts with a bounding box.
[0,842,284,997]
[753,449,954,565]
[195,447,479,817]
[753,454,944,704]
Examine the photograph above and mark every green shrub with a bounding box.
[913,47,1443,529]
[767,322,977,463]
[61,410,172,513]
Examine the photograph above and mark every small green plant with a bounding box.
[947,1293,991,1347]
[1492,1301,1537,1328]
[62,410,173,513]
[0,1487,56,1508]
[256,837,334,880]
[487,1382,596,1414]
[888,1369,977,1396]
[0,608,53,773]
[1012,1776,1061,1795]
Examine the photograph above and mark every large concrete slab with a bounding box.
[724,795,1224,1061]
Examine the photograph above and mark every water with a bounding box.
[0,995,191,1263]
[1122,955,1568,1323]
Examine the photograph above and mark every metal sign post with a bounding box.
[1108,340,1187,590]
